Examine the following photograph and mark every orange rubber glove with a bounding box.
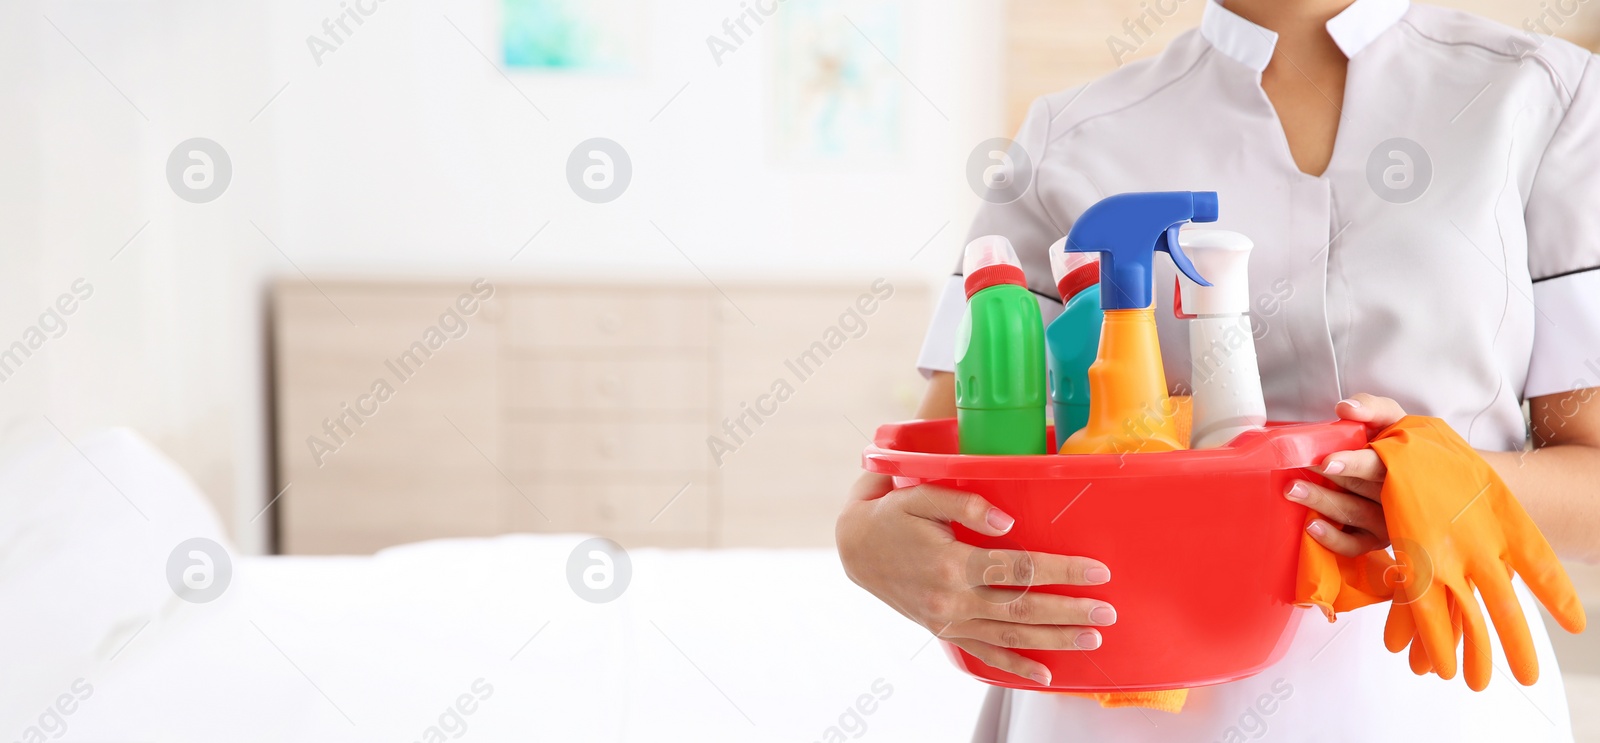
[1368,416,1587,690]
[1296,521,1395,619]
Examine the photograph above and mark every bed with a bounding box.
[6,429,1597,742]
[0,428,983,742]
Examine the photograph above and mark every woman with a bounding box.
[835,0,1600,739]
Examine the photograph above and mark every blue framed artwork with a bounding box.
[502,0,640,72]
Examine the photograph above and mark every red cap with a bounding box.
[963,236,1028,299]
[1048,238,1100,302]
[1055,263,1100,302]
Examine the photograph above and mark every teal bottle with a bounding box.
[1045,241,1104,446]
[955,236,1048,456]
[1048,285,1103,445]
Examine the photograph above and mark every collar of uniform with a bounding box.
[1201,0,1410,72]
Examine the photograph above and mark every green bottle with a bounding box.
[955,236,1048,455]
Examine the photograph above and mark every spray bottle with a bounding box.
[1045,239,1102,447]
[1058,191,1217,456]
[1175,229,1267,449]
[955,236,1048,455]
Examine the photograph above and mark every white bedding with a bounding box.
[0,428,984,742]
[20,535,987,742]
[10,429,1591,742]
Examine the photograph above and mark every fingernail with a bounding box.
[986,508,1014,533]
[1307,521,1326,537]
[1337,398,1362,410]
[1285,482,1310,502]
[1029,670,1052,686]
[1075,631,1102,650]
[1084,567,1111,585]
[1321,459,1345,476]
[1090,606,1117,625]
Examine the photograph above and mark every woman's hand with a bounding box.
[1286,393,1409,557]
[836,472,1116,686]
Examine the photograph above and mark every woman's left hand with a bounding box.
[1285,393,1410,557]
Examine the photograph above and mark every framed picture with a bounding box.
[502,0,642,72]
[772,0,905,165]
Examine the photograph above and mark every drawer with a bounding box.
[506,289,711,351]
[717,470,851,548]
[279,469,507,554]
[713,351,921,425]
[505,357,709,414]
[713,420,859,548]
[506,421,709,473]
[275,283,503,351]
[714,283,929,355]
[506,473,710,538]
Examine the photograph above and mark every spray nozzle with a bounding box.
[1062,191,1219,310]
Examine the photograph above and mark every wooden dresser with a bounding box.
[271,279,929,554]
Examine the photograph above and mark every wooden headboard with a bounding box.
[270,278,930,554]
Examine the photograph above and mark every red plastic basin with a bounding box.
[861,418,1366,692]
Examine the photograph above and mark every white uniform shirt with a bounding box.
[917,0,1600,740]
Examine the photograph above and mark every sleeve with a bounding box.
[1524,54,1600,399]
[914,95,1072,377]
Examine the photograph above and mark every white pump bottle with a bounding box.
[1176,230,1267,449]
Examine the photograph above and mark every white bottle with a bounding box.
[1176,230,1267,449]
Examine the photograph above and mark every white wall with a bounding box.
[0,0,1005,552]
[261,0,1000,278]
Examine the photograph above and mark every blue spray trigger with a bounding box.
[1158,225,1211,288]
[1061,191,1221,310]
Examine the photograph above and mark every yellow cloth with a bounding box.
[1078,690,1188,714]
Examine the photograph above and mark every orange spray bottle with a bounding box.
[1057,192,1217,456]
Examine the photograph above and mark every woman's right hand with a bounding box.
[835,471,1117,687]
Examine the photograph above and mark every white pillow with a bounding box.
[0,426,231,726]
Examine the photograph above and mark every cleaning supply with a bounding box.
[1058,192,1217,455]
[955,236,1048,455]
[1296,416,1587,692]
[863,417,1367,700]
[1174,229,1267,449]
[1297,519,1397,619]
[1045,240,1102,447]
[1368,417,1586,690]
[1054,191,1216,712]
